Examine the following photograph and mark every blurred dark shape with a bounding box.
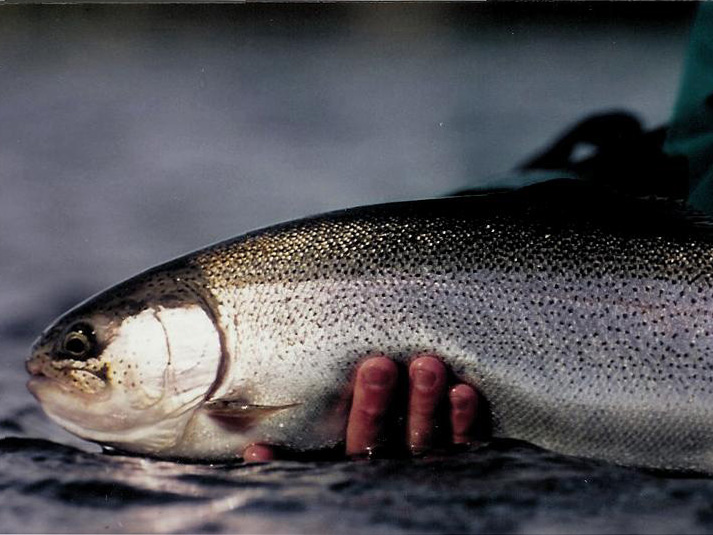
[520,111,689,201]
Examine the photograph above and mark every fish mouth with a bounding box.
[26,356,108,382]
[27,373,110,406]
[25,358,56,396]
[26,360,109,399]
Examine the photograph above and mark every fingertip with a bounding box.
[449,384,478,444]
[409,355,447,393]
[243,444,276,463]
[407,355,447,454]
[357,355,398,390]
[449,384,478,409]
[410,355,445,372]
[346,356,399,456]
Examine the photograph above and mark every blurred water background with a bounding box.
[2,3,711,533]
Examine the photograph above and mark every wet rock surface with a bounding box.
[2,437,713,534]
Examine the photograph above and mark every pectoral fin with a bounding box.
[203,399,300,432]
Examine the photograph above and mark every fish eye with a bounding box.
[60,323,97,360]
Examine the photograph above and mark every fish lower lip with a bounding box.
[26,376,53,396]
[27,375,85,397]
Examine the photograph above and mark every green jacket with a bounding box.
[664,4,713,214]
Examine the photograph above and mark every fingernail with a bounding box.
[413,368,436,390]
[363,365,390,387]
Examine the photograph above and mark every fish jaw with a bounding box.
[27,376,124,439]
[29,374,203,455]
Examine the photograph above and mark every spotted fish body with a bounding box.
[27,180,713,471]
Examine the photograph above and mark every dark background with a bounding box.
[0,3,696,322]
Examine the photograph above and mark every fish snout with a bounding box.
[26,357,44,377]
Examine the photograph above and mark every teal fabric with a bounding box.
[664,4,713,214]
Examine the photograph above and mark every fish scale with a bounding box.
[26,180,713,470]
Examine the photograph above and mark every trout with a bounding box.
[25,180,713,472]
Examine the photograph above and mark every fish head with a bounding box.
[26,268,222,455]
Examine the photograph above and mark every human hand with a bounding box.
[242,355,479,462]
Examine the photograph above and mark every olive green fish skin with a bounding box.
[183,180,713,472]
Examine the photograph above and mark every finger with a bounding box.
[407,356,447,454]
[346,356,398,456]
[449,384,478,444]
[243,443,277,463]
